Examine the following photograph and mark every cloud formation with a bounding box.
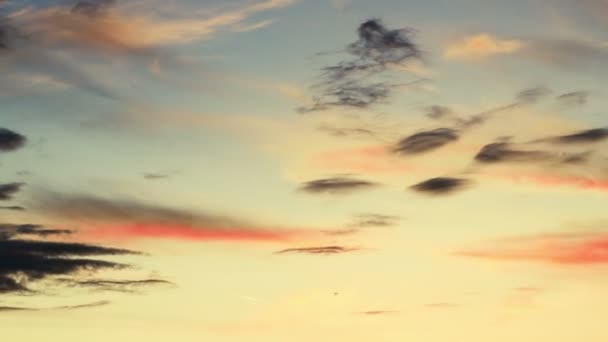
[410,177,470,195]
[455,230,608,265]
[557,91,589,106]
[444,33,524,60]
[0,128,27,152]
[30,191,303,243]
[299,176,379,194]
[0,182,24,201]
[541,128,608,144]
[392,128,459,155]
[276,245,360,255]
[0,228,136,294]
[474,143,552,163]
[301,18,422,112]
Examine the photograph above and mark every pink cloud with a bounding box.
[455,231,608,265]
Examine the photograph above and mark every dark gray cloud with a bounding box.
[0,224,71,240]
[542,128,608,144]
[301,18,422,112]
[0,236,136,294]
[425,105,453,120]
[62,279,173,293]
[143,173,171,180]
[72,0,116,17]
[0,128,27,152]
[276,246,360,255]
[557,91,589,106]
[0,300,111,312]
[299,177,379,194]
[474,143,552,163]
[0,206,25,211]
[0,183,24,201]
[410,177,471,195]
[349,214,400,228]
[392,128,459,155]
[515,86,551,104]
[320,228,360,236]
[317,124,377,139]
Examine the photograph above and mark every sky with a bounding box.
[2,0,608,341]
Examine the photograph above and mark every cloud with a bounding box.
[355,310,398,315]
[1,0,294,98]
[474,143,552,163]
[71,0,116,17]
[444,33,524,60]
[299,176,379,194]
[0,300,111,312]
[392,128,459,155]
[0,182,24,201]
[301,18,422,112]
[276,245,360,255]
[515,86,552,104]
[540,128,608,144]
[30,191,304,243]
[62,279,173,293]
[521,38,608,71]
[143,173,171,180]
[0,233,136,294]
[455,230,608,265]
[410,177,471,195]
[0,128,27,152]
[495,173,608,193]
[0,206,25,211]
[348,214,400,228]
[0,224,71,240]
[425,105,453,120]
[556,91,589,107]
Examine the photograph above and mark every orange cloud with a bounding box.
[444,33,524,60]
[14,0,294,51]
[456,231,608,265]
[79,223,301,243]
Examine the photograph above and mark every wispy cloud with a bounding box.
[276,245,360,255]
[0,182,24,201]
[299,176,379,194]
[455,230,608,265]
[300,18,423,112]
[444,33,524,60]
[392,128,459,155]
[30,191,306,243]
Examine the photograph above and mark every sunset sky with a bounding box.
[2,0,608,341]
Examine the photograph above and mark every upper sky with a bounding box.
[2,0,608,341]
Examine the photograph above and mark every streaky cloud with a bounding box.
[410,177,471,195]
[299,176,379,194]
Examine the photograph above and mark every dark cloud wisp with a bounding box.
[0,183,24,201]
[392,128,459,155]
[299,177,379,194]
[410,177,470,195]
[276,246,360,255]
[301,18,423,112]
[0,128,27,152]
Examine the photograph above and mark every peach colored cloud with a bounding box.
[484,171,608,193]
[455,231,608,264]
[78,223,301,243]
[444,33,524,60]
[14,0,294,51]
